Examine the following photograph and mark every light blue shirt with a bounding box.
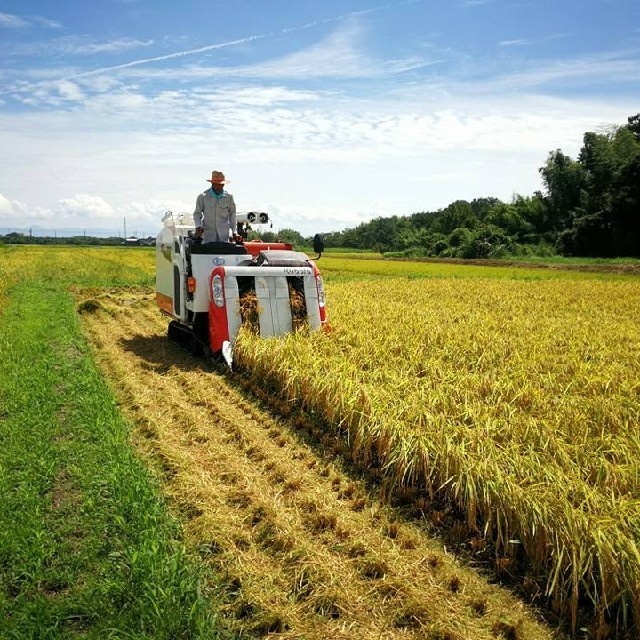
[193,188,237,243]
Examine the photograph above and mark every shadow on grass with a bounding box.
[119,334,216,375]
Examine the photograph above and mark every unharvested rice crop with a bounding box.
[235,276,640,632]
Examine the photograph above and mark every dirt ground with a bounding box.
[78,289,566,640]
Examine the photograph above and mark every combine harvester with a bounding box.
[155,211,328,367]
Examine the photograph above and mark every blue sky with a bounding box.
[0,0,638,237]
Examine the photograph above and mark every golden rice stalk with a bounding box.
[234,275,640,633]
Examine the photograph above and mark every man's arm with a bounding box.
[193,193,204,236]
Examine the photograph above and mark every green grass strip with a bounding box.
[0,279,220,639]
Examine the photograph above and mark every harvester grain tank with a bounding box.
[155,211,327,367]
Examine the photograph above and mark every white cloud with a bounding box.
[21,17,430,86]
[58,194,114,219]
[29,206,59,221]
[31,16,62,29]
[0,12,60,29]
[4,15,634,114]
[9,78,87,106]
[0,192,54,227]
[542,33,570,42]
[499,39,531,47]
[0,12,29,28]
[207,86,321,107]
[19,83,592,163]
[266,202,373,233]
[241,21,434,78]
[70,37,154,55]
[75,74,122,94]
[22,36,154,57]
[476,50,640,90]
[0,191,169,234]
[0,192,28,215]
[230,19,430,79]
[57,80,85,102]
[117,199,173,223]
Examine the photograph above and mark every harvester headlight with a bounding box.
[247,212,257,223]
[259,212,269,224]
[212,274,225,307]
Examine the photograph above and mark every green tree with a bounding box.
[539,149,587,233]
[434,200,478,235]
[469,197,501,222]
[461,226,514,259]
[485,202,533,241]
[568,120,640,256]
[627,113,640,141]
[275,228,305,246]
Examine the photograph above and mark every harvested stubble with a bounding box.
[79,291,561,640]
[234,276,640,637]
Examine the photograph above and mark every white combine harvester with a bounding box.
[155,211,328,367]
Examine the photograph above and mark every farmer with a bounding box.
[193,170,237,243]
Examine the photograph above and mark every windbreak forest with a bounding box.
[317,113,640,259]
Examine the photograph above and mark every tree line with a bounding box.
[298,113,640,259]
[0,233,140,246]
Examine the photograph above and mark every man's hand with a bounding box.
[195,227,204,238]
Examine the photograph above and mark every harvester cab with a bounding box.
[155,211,327,367]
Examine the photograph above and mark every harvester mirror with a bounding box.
[313,233,325,258]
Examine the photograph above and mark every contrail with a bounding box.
[70,34,266,79]
[68,0,422,80]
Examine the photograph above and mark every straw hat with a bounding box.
[207,170,228,184]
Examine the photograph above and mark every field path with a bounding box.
[79,289,563,640]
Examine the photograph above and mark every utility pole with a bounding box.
[124,217,127,239]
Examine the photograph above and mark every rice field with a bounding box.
[2,243,639,638]
[80,287,560,639]
[235,270,640,636]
